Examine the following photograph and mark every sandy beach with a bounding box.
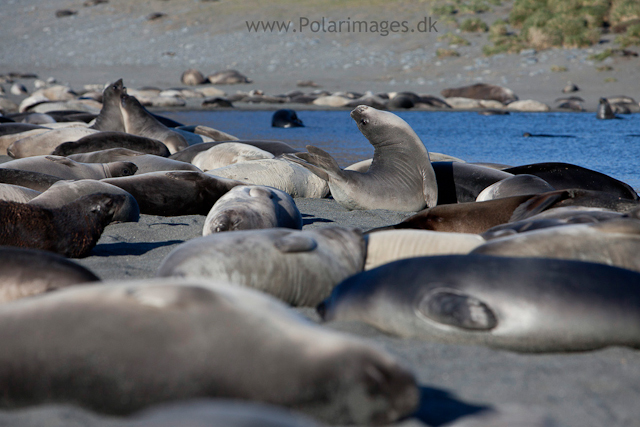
[2,0,640,426]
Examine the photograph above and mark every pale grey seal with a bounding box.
[192,143,274,171]
[68,148,200,174]
[475,174,555,201]
[0,155,138,180]
[0,183,41,203]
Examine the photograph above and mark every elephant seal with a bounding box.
[192,143,274,171]
[29,179,140,223]
[0,183,41,203]
[364,229,485,270]
[503,162,638,200]
[169,140,297,163]
[176,125,239,142]
[208,158,329,198]
[0,193,125,258]
[52,132,171,157]
[90,78,126,132]
[181,69,206,85]
[0,169,61,192]
[102,171,243,216]
[7,127,99,158]
[319,255,640,352]
[432,162,513,204]
[596,97,617,120]
[120,94,188,154]
[284,105,437,211]
[203,185,302,234]
[0,279,418,424]
[472,218,640,273]
[68,148,200,174]
[272,109,304,128]
[158,227,366,307]
[0,246,99,303]
[440,83,518,104]
[0,155,138,180]
[475,174,555,202]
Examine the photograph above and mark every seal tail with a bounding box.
[282,145,342,182]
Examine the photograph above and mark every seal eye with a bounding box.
[360,118,369,126]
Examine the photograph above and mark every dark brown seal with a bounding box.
[52,131,171,157]
[90,79,126,132]
[0,193,125,258]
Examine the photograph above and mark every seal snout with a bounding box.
[350,105,369,119]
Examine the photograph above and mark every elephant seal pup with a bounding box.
[0,246,99,303]
[319,255,640,352]
[203,185,302,234]
[158,227,366,307]
[52,132,171,157]
[0,155,138,180]
[120,94,188,154]
[102,171,243,216]
[29,179,140,223]
[596,97,617,120]
[472,218,640,273]
[0,183,41,203]
[68,148,200,174]
[0,279,418,424]
[192,143,274,171]
[7,127,99,158]
[170,140,297,163]
[432,162,513,204]
[208,158,329,198]
[0,193,125,258]
[503,162,638,200]
[284,105,437,211]
[365,229,485,270]
[0,169,62,192]
[90,78,127,132]
[475,174,555,202]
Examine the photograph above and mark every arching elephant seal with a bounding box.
[208,158,329,198]
[475,174,555,202]
[319,255,640,352]
[102,171,243,216]
[596,97,617,120]
[0,155,138,180]
[203,185,302,234]
[0,279,418,424]
[120,94,188,154]
[0,183,41,203]
[158,227,366,307]
[68,148,200,174]
[284,106,437,211]
[0,193,125,258]
[52,132,171,157]
[90,78,127,132]
[0,246,99,303]
[192,143,274,171]
[29,179,140,223]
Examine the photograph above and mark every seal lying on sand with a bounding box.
[53,132,171,157]
[0,279,418,424]
[319,255,640,352]
[285,105,437,211]
[0,155,137,180]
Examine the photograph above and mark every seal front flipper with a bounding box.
[283,145,342,182]
[416,288,497,331]
[509,190,568,222]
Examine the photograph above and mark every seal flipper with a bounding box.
[509,190,568,222]
[417,288,497,331]
[283,145,342,182]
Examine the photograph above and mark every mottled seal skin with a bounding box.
[0,246,99,303]
[472,218,640,273]
[169,140,298,163]
[192,143,274,171]
[29,179,140,223]
[102,171,243,216]
[52,132,171,157]
[272,109,304,128]
[203,185,302,235]
[0,279,418,424]
[319,255,640,352]
[0,193,125,258]
[90,79,126,132]
[119,94,188,154]
[158,227,366,307]
[284,105,437,211]
[432,162,513,204]
[0,169,62,192]
[0,155,138,180]
[68,148,200,174]
[0,183,41,203]
[475,174,555,202]
[596,97,617,120]
[503,162,638,201]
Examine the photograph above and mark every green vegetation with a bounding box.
[438,32,471,46]
[610,0,640,26]
[604,77,618,82]
[596,65,614,71]
[615,23,640,47]
[436,48,462,58]
[551,65,568,71]
[459,0,492,14]
[460,17,489,32]
[432,4,458,16]
[588,48,614,61]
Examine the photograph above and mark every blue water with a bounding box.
[162,110,640,190]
